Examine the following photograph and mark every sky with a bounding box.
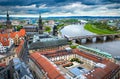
[0,0,120,17]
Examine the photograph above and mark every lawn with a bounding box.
[84,23,119,35]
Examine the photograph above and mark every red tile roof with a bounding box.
[74,49,101,62]
[20,29,26,37]
[0,33,9,46]
[73,49,120,79]
[10,29,26,38]
[0,29,26,46]
[30,49,120,79]
[30,52,65,79]
[85,62,120,79]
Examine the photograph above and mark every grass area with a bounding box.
[70,45,79,49]
[84,23,120,35]
[70,45,77,49]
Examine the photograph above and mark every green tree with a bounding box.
[0,25,2,28]
[45,26,51,33]
[16,25,23,31]
[57,24,65,30]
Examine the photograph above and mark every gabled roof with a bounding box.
[0,29,26,46]
[0,33,9,46]
[19,29,26,37]
[10,29,26,38]
[30,52,65,79]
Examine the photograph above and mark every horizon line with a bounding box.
[0,15,120,18]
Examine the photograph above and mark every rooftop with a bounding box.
[78,45,112,58]
[23,25,37,28]
[30,48,120,79]
[12,58,34,79]
[85,60,120,79]
[29,34,68,50]
[0,29,26,46]
[30,52,66,79]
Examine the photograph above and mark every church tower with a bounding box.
[38,14,43,34]
[53,25,58,36]
[6,11,11,28]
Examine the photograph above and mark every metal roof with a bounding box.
[29,38,68,50]
[78,45,112,58]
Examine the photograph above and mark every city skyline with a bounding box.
[0,0,120,17]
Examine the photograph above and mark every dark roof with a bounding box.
[12,58,33,79]
[23,26,37,28]
[29,39,68,50]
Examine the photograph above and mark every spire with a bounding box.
[6,10,11,28]
[38,13,43,30]
[38,13,43,34]
[39,13,41,20]
[7,10,10,21]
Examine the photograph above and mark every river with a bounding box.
[84,40,120,57]
[60,24,95,37]
[61,24,120,57]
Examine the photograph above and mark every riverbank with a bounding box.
[84,23,120,34]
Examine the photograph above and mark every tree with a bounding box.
[16,25,23,31]
[45,26,51,33]
[0,25,2,28]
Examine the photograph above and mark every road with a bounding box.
[21,40,29,63]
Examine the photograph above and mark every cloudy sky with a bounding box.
[0,0,120,17]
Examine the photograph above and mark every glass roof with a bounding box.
[78,45,112,58]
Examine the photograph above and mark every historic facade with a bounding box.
[0,29,26,65]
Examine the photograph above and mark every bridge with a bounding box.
[65,34,120,44]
